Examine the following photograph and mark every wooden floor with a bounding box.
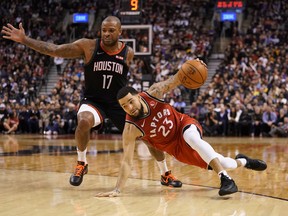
[0,134,287,216]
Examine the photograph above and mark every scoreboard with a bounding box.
[119,0,142,23]
[216,0,244,10]
[215,0,244,22]
[120,0,141,16]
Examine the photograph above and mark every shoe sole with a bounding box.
[161,181,182,187]
[69,167,88,186]
[219,187,238,196]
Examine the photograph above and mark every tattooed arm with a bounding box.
[147,73,181,99]
[1,23,88,59]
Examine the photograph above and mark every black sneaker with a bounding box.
[235,154,267,171]
[69,161,88,186]
[219,173,238,196]
[161,170,182,187]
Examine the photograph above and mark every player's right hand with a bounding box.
[95,189,121,197]
[1,23,26,43]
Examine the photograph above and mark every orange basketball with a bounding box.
[177,59,208,89]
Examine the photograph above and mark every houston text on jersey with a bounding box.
[93,61,123,74]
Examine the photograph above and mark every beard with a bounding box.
[131,103,145,120]
[101,38,117,47]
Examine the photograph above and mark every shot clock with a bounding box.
[119,0,142,23]
[120,0,141,16]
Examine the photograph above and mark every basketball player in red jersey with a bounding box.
[96,63,267,197]
[1,16,182,188]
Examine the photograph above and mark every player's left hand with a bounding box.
[95,189,120,197]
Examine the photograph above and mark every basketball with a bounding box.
[177,59,208,89]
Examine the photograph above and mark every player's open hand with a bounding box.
[95,189,121,197]
[1,23,26,43]
[195,58,207,67]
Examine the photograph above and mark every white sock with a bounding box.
[156,159,169,175]
[237,158,247,167]
[77,148,87,164]
[218,170,231,179]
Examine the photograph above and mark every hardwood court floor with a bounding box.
[0,134,287,216]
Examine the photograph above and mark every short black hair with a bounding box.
[102,16,121,28]
[117,86,138,100]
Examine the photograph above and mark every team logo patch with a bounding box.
[116,55,123,60]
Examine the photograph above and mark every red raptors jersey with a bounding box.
[126,92,207,168]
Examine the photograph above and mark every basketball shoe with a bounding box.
[161,171,182,187]
[235,154,267,171]
[219,173,238,196]
[69,161,88,186]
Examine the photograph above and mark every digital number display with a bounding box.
[131,0,139,11]
[216,1,243,9]
[120,0,141,16]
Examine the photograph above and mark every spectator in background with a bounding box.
[198,100,209,122]
[132,79,142,92]
[262,105,278,136]
[251,105,263,137]
[189,102,200,120]
[54,57,64,75]
[202,105,218,136]
[275,108,287,127]
[268,116,288,138]
[0,103,7,117]
[63,103,77,134]
[27,102,40,133]
[173,96,186,113]
[2,110,19,134]
[18,105,29,133]
[227,105,237,136]
[234,104,245,136]
[236,106,253,136]
[0,103,8,132]
[39,103,52,134]
[215,104,228,136]
[43,113,61,135]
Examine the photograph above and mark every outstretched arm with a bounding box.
[95,123,141,197]
[1,23,86,58]
[147,58,206,99]
[147,73,181,99]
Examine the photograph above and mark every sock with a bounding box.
[218,170,231,179]
[77,148,87,164]
[237,158,247,167]
[156,159,169,175]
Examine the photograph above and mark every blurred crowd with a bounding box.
[0,0,287,137]
[190,0,288,137]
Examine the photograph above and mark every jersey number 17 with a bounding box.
[103,75,113,89]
